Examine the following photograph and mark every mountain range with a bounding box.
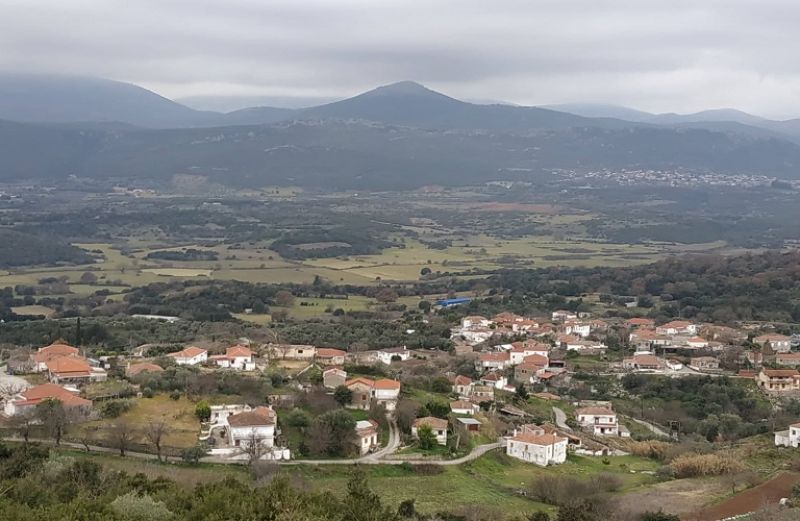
[0,72,799,189]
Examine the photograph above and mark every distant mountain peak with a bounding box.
[365,81,453,99]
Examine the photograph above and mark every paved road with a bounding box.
[1,433,504,467]
[631,418,671,438]
[552,406,572,431]
[363,418,400,461]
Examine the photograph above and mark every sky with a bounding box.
[1,0,799,118]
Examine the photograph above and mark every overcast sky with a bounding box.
[2,0,799,118]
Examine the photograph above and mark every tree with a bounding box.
[181,443,208,465]
[416,425,437,450]
[79,271,98,284]
[418,300,431,313]
[375,288,398,304]
[395,399,419,434]
[107,420,137,457]
[144,421,170,462]
[398,499,416,518]
[528,513,551,521]
[195,400,211,422]
[343,469,399,521]
[515,384,529,401]
[309,409,357,457]
[275,290,295,307]
[241,428,267,466]
[7,409,36,443]
[36,398,70,446]
[333,385,353,407]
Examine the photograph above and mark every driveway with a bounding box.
[552,406,572,431]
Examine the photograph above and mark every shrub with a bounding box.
[669,454,744,478]
[100,399,133,419]
[109,492,172,521]
[169,390,181,401]
[627,440,673,461]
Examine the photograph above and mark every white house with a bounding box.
[575,406,620,436]
[565,322,592,338]
[210,345,255,370]
[552,310,577,322]
[3,383,91,417]
[227,406,277,449]
[412,416,448,445]
[167,346,208,366]
[208,404,251,425]
[355,420,379,455]
[656,321,697,336]
[507,431,568,466]
[450,400,478,415]
[462,316,491,329]
[477,351,510,371]
[376,347,411,365]
[775,422,800,448]
[345,377,401,411]
[452,375,474,397]
[755,334,793,353]
[508,341,550,365]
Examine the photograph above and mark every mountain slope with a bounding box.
[2,118,800,189]
[299,81,634,131]
[0,73,229,128]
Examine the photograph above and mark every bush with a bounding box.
[169,390,181,401]
[669,454,744,478]
[109,492,172,521]
[627,440,673,461]
[100,399,133,419]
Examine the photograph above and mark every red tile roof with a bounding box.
[16,383,91,408]
[227,406,275,427]
[46,356,91,376]
[511,432,567,446]
[168,346,207,358]
[413,416,448,430]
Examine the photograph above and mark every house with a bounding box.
[622,354,664,371]
[626,318,655,329]
[167,346,208,366]
[507,430,568,466]
[477,351,510,371]
[46,356,102,385]
[376,347,411,365]
[508,341,549,365]
[3,383,92,417]
[575,406,620,436]
[515,362,544,385]
[208,404,252,425]
[210,345,255,370]
[344,377,401,410]
[478,371,507,389]
[754,334,792,353]
[757,369,800,393]
[775,422,800,448]
[412,416,448,445]
[226,406,277,449]
[267,344,316,361]
[125,362,164,377]
[30,342,80,372]
[656,321,697,336]
[452,375,474,397]
[558,335,607,354]
[316,348,347,366]
[776,353,800,367]
[666,359,684,371]
[452,343,474,356]
[552,310,577,322]
[355,420,379,455]
[629,328,672,349]
[564,321,592,338]
[450,400,478,415]
[456,417,482,432]
[689,356,720,371]
[462,316,491,329]
[323,367,347,389]
[471,385,495,403]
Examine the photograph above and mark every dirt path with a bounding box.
[631,417,671,438]
[685,471,800,521]
[552,406,571,431]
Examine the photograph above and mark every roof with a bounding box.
[46,356,91,376]
[227,406,276,427]
[453,375,472,386]
[627,354,662,366]
[323,367,347,375]
[511,433,567,446]
[355,419,379,434]
[32,343,80,363]
[660,320,692,328]
[126,363,164,376]
[762,369,800,377]
[413,416,448,429]
[16,383,91,408]
[450,400,474,410]
[373,378,401,390]
[627,318,655,326]
[167,346,207,358]
[479,352,510,362]
[576,406,616,416]
[522,354,548,366]
[457,418,482,425]
[316,348,346,357]
[226,345,253,357]
[777,353,800,360]
[346,377,375,388]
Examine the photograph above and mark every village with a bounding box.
[2,306,799,472]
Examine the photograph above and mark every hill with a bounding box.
[2,118,800,189]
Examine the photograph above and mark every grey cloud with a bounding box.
[0,0,799,118]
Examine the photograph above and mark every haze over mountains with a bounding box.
[1,72,799,189]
